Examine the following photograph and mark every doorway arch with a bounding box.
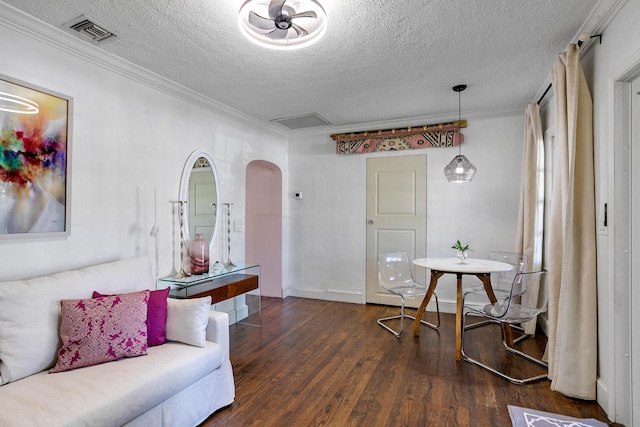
[246,160,283,298]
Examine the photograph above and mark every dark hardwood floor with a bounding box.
[202,297,617,427]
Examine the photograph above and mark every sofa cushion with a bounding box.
[165,296,212,347]
[0,341,223,427]
[93,287,170,347]
[50,290,150,373]
[0,257,154,385]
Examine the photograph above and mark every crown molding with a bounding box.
[290,104,527,139]
[0,2,290,138]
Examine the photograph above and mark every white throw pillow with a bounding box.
[0,257,154,385]
[165,297,211,347]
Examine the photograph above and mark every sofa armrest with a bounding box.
[206,310,230,361]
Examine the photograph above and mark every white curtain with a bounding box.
[546,43,597,400]
[515,103,544,334]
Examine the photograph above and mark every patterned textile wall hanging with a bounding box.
[331,120,466,155]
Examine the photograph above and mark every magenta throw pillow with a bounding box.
[50,290,150,373]
[93,287,169,347]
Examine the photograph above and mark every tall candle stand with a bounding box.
[174,200,191,278]
[223,203,235,268]
[210,203,224,271]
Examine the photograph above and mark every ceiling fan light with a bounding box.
[238,0,327,50]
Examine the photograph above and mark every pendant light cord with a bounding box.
[452,84,466,156]
[457,89,462,156]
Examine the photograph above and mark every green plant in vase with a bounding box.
[451,240,474,264]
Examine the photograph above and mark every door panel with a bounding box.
[376,229,416,256]
[377,170,417,214]
[366,154,426,307]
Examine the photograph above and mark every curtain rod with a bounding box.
[536,34,602,105]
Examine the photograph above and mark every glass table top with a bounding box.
[159,263,259,286]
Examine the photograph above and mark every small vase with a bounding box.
[456,250,468,264]
[189,234,210,274]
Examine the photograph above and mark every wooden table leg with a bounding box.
[477,273,513,346]
[414,270,443,336]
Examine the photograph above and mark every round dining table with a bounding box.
[412,257,513,361]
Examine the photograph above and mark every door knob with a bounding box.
[367,220,374,225]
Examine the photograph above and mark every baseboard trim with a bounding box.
[284,287,364,304]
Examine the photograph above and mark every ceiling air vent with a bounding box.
[64,15,116,42]
[271,113,332,130]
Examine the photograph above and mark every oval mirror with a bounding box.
[178,150,220,258]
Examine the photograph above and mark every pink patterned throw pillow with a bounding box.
[93,287,169,347]
[50,290,150,373]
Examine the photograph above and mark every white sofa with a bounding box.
[0,257,235,427]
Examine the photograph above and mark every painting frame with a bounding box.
[0,74,73,239]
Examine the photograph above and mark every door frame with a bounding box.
[608,61,640,425]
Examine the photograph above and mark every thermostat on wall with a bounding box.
[294,192,302,199]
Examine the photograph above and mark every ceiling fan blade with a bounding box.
[248,11,275,31]
[268,0,287,19]
[291,23,309,37]
[265,28,289,40]
[282,5,295,16]
[291,11,317,19]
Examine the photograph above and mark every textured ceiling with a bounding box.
[3,0,602,130]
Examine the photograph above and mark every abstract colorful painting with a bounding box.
[0,75,72,238]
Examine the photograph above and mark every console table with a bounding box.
[159,264,261,326]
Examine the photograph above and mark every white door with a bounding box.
[365,154,427,306]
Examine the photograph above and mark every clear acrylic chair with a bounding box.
[377,252,440,338]
[464,252,528,301]
[462,252,528,337]
[461,270,548,385]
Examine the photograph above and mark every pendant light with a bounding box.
[444,84,476,183]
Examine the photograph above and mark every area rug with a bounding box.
[508,405,608,427]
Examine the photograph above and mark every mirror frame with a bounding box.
[178,149,221,257]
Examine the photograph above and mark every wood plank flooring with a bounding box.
[201,297,617,427]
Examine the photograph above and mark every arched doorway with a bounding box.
[246,160,283,298]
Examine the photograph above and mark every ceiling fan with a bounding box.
[238,0,327,49]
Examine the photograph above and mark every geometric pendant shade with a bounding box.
[444,154,477,182]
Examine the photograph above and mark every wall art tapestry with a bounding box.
[0,74,72,238]
[331,120,465,155]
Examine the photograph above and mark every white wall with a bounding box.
[287,112,525,308]
[0,9,289,286]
